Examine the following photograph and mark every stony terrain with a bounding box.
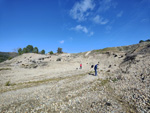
[0,42,150,113]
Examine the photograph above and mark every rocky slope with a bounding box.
[0,42,150,113]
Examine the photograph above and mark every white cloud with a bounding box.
[72,25,94,36]
[93,15,109,25]
[98,0,117,12]
[73,25,88,33]
[89,31,94,36]
[60,40,64,44]
[117,11,123,17]
[70,0,95,21]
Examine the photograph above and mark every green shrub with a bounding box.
[41,50,45,54]
[23,47,28,53]
[111,78,118,82]
[49,51,53,55]
[139,40,144,43]
[18,48,23,55]
[146,39,150,42]
[26,45,33,53]
[5,81,11,86]
[57,47,63,53]
[0,68,11,71]
[8,57,12,60]
[33,47,39,53]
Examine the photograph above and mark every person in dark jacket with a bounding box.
[94,64,99,76]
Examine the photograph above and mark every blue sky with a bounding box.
[0,0,150,53]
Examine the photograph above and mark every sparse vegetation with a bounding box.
[100,78,110,86]
[0,73,86,93]
[139,40,144,43]
[91,47,120,54]
[8,57,13,60]
[17,45,45,55]
[5,81,11,86]
[139,39,150,43]
[26,45,33,53]
[23,47,28,53]
[18,48,23,55]
[1,41,150,112]
[0,68,11,71]
[41,50,45,54]
[111,78,118,82]
[49,51,53,55]
[33,47,39,53]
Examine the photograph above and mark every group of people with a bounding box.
[80,63,99,76]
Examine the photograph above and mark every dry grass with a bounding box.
[0,68,11,71]
[0,73,87,93]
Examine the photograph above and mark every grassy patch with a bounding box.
[5,81,16,86]
[0,68,11,71]
[5,81,11,86]
[101,79,109,86]
[98,78,110,86]
[111,78,118,82]
[91,47,120,54]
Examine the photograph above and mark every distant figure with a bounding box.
[80,64,82,69]
[94,64,99,76]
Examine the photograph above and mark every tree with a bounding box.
[23,47,28,53]
[57,47,63,53]
[139,40,144,43]
[49,51,53,55]
[41,50,45,54]
[26,45,33,53]
[146,39,150,42]
[33,47,39,53]
[18,48,22,55]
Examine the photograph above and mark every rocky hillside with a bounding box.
[0,42,150,113]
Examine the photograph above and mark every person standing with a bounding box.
[94,64,99,76]
[80,64,82,69]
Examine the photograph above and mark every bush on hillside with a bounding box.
[23,47,28,53]
[139,40,144,43]
[49,51,53,55]
[26,45,33,53]
[18,48,23,55]
[146,39,150,42]
[41,50,45,54]
[57,47,63,54]
[33,47,39,53]
[139,39,150,43]
[8,57,12,60]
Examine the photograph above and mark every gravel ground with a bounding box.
[1,42,150,113]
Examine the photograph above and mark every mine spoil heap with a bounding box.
[0,42,150,113]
